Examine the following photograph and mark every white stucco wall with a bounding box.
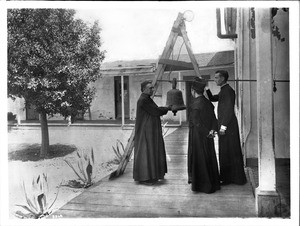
[272,9,290,158]
[89,76,115,120]
[237,8,289,159]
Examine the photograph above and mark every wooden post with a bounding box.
[180,23,202,78]
[152,13,184,95]
[178,71,182,126]
[121,74,125,128]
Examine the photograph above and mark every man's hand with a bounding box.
[207,130,215,138]
[204,79,209,87]
[219,125,227,135]
[219,129,225,135]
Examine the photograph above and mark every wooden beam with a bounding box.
[151,13,184,95]
[110,128,135,178]
[180,23,202,78]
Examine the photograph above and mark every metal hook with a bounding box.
[273,80,277,92]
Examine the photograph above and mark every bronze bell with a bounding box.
[166,78,186,116]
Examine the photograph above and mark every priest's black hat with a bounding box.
[191,77,206,94]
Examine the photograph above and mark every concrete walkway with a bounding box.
[52,128,256,218]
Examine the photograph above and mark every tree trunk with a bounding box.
[40,111,49,158]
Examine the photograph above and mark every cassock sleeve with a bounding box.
[206,89,219,102]
[141,97,168,117]
[209,103,218,131]
[220,88,235,127]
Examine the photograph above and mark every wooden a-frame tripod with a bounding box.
[110,12,202,178]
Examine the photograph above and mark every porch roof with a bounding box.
[101,50,234,70]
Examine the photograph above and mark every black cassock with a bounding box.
[188,96,220,193]
[133,93,169,182]
[207,84,247,185]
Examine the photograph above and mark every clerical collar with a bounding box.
[221,83,228,88]
[194,94,204,98]
[141,93,151,98]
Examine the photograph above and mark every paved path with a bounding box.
[53,128,256,218]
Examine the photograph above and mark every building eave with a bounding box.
[100,63,234,77]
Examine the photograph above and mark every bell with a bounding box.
[166,78,186,116]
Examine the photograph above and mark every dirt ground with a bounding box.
[7,126,133,219]
[7,125,177,219]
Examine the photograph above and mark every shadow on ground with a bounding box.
[8,143,77,162]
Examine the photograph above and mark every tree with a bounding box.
[8,9,106,157]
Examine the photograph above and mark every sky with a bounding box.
[74,2,235,62]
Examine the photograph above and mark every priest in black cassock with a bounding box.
[133,80,170,185]
[188,77,220,193]
[206,70,247,185]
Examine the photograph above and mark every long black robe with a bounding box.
[188,96,220,193]
[133,93,169,182]
[207,84,247,185]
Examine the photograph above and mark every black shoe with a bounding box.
[220,181,230,186]
[140,179,158,185]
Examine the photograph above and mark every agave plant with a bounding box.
[15,173,60,219]
[112,139,125,164]
[64,148,95,188]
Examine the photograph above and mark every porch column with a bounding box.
[255,8,280,217]
[121,74,125,128]
[178,72,182,126]
[17,112,21,126]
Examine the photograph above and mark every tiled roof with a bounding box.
[101,50,234,69]
[206,50,234,67]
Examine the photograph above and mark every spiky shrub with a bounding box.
[112,139,125,164]
[64,148,95,188]
[15,173,60,219]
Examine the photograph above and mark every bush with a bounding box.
[8,112,16,121]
